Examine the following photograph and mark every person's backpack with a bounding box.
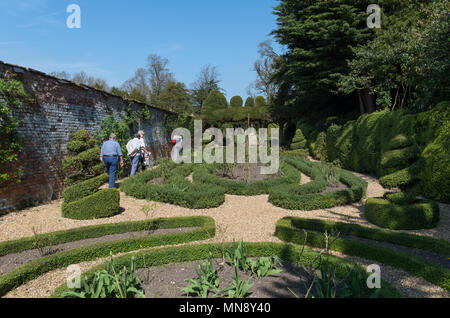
[126,138,140,156]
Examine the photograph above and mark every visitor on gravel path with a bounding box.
[100,133,123,188]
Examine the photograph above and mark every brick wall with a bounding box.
[0,61,176,214]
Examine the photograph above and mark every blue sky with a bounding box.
[0,0,282,99]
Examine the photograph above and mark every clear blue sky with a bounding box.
[0,0,282,99]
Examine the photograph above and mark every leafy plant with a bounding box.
[217,264,253,298]
[225,240,251,272]
[249,255,282,278]
[63,253,145,298]
[181,252,220,298]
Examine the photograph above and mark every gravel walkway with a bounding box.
[0,167,449,298]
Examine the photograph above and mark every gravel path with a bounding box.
[0,167,449,298]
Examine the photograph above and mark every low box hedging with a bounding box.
[269,165,367,210]
[275,218,450,291]
[62,188,120,220]
[0,216,213,257]
[0,216,215,296]
[120,161,226,209]
[280,216,450,255]
[61,173,120,220]
[62,173,109,203]
[365,198,440,230]
[51,242,401,298]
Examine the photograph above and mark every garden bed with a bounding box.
[215,162,281,183]
[137,259,310,298]
[0,227,198,276]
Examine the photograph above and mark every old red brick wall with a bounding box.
[0,61,175,214]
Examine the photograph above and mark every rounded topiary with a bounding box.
[255,96,266,107]
[365,197,440,230]
[310,132,327,161]
[244,97,255,108]
[202,90,228,113]
[229,96,243,108]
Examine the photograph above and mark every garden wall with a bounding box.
[0,61,176,213]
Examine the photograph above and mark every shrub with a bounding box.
[421,122,450,203]
[244,97,255,107]
[61,173,120,220]
[275,218,450,291]
[62,188,120,220]
[310,132,327,161]
[290,128,308,156]
[365,198,440,230]
[323,105,450,202]
[230,96,243,108]
[255,96,266,107]
[63,130,103,186]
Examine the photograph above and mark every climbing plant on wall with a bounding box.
[0,77,32,188]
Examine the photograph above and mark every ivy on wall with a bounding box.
[0,77,32,188]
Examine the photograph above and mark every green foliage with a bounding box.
[62,188,120,220]
[275,218,450,291]
[217,265,253,298]
[280,216,450,255]
[365,197,440,230]
[61,172,120,220]
[324,106,450,202]
[63,130,102,186]
[51,242,402,298]
[309,263,380,298]
[229,96,243,108]
[421,122,450,202]
[0,216,214,257]
[290,128,308,156]
[272,0,372,112]
[338,0,449,110]
[0,216,215,297]
[248,256,282,278]
[202,90,228,113]
[181,252,220,298]
[310,132,327,161]
[244,97,255,107]
[0,78,32,187]
[255,96,266,107]
[63,254,145,298]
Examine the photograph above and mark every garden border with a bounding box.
[50,242,401,298]
[275,217,450,291]
[0,216,215,296]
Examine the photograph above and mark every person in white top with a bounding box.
[137,130,151,169]
[171,135,183,161]
[126,134,142,176]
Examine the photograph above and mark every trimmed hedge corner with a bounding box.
[365,197,440,230]
[61,173,120,220]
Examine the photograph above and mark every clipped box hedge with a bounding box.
[61,173,120,220]
[0,216,215,297]
[275,218,450,291]
[51,242,401,298]
[365,197,440,230]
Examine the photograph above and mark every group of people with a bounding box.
[100,130,151,188]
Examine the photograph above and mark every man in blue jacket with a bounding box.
[100,133,124,188]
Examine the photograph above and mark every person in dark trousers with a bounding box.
[100,133,124,188]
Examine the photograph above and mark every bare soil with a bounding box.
[0,227,197,276]
[137,259,312,298]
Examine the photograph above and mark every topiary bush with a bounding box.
[290,128,308,156]
[365,197,440,230]
[323,104,450,202]
[255,96,266,107]
[61,173,120,220]
[229,96,243,108]
[310,131,327,161]
[63,129,103,186]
